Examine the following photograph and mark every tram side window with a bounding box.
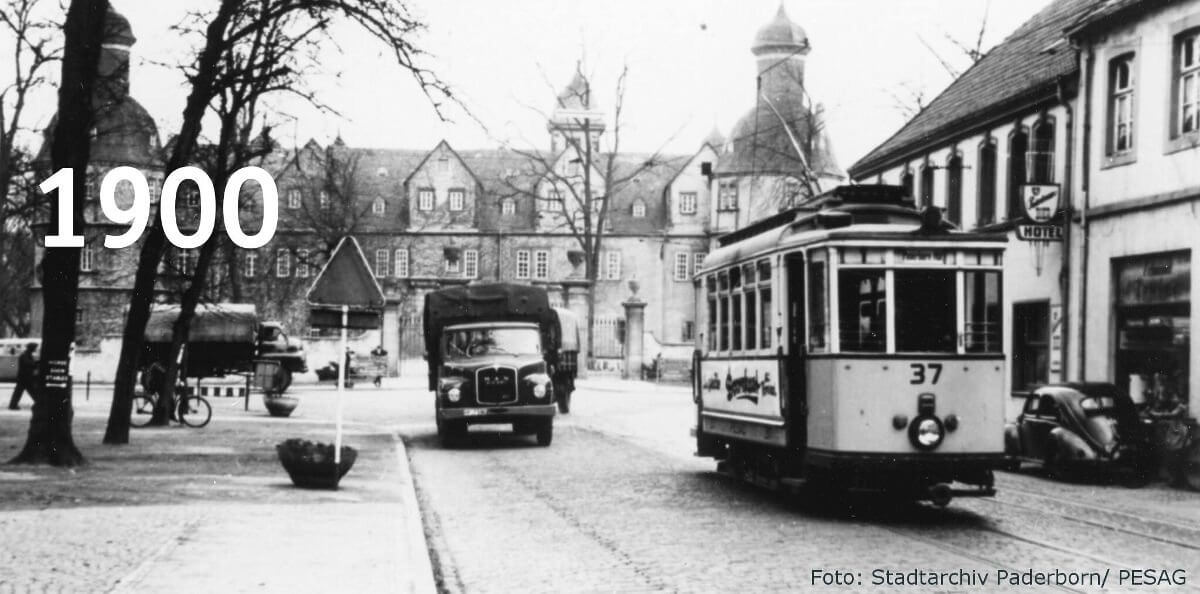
[965,270,1002,353]
[730,267,743,351]
[895,270,956,352]
[838,270,886,352]
[807,260,828,352]
[758,260,772,349]
[718,271,730,351]
[706,276,718,351]
[744,263,757,350]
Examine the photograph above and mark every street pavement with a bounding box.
[2,376,1199,592]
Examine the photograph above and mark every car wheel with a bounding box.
[535,420,553,447]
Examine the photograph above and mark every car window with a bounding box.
[1037,395,1058,418]
[1023,396,1040,415]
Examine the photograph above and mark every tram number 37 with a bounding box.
[909,363,943,385]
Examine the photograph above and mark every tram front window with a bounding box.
[895,270,957,352]
[838,270,886,352]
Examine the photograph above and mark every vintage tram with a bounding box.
[693,185,1011,505]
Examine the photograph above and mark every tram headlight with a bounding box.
[908,415,945,450]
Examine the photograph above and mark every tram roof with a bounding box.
[700,184,1007,274]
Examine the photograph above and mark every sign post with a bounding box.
[306,237,386,468]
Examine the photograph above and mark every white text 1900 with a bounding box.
[40,166,278,250]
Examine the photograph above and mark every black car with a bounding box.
[1005,383,1152,480]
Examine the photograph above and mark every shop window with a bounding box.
[1012,301,1049,393]
[1114,252,1190,410]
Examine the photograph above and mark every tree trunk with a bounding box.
[10,0,109,466]
[103,0,240,444]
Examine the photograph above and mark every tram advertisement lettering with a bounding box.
[700,360,781,416]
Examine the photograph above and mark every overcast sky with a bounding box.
[8,0,1053,168]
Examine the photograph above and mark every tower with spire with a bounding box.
[548,62,605,155]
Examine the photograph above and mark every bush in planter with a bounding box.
[276,439,357,489]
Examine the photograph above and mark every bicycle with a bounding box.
[130,388,212,428]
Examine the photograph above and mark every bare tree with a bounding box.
[894,2,990,117]
[104,0,456,443]
[500,64,669,366]
[0,0,60,337]
[11,0,109,467]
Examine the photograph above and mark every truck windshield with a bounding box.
[443,327,541,360]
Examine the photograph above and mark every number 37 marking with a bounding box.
[909,363,943,385]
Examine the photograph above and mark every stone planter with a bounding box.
[263,394,299,417]
[276,439,357,489]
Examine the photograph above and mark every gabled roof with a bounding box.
[849,0,1091,177]
[1066,0,1165,38]
[402,139,485,191]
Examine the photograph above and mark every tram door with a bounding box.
[785,254,807,451]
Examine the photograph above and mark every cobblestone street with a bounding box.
[403,379,1200,593]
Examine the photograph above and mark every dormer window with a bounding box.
[631,200,646,218]
[448,189,465,211]
[418,188,434,211]
[372,198,386,215]
[501,198,516,216]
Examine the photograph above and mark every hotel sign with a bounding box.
[1016,224,1063,242]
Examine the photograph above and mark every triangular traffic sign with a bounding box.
[306,236,386,309]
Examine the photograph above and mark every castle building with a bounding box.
[32,4,840,380]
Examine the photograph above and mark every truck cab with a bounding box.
[424,284,560,447]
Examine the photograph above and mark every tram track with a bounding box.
[982,487,1200,552]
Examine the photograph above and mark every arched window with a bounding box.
[900,169,914,198]
[919,163,934,209]
[977,138,998,226]
[1028,116,1055,184]
[1007,126,1029,220]
[945,153,963,226]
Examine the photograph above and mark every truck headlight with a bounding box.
[533,383,547,398]
[447,387,461,403]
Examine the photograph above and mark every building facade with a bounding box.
[850,0,1199,424]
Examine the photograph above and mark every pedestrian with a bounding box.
[8,342,39,410]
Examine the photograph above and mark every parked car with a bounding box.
[1005,383,1152,481]
[641,332,693,380]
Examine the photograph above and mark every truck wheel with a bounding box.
[438,419,466,448]
[535,420,553,447]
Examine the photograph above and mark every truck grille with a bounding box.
[475,366,518,404]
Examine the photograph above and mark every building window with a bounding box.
[1007,127,1029,220]
[372,198,386,215]
[1175,32,1200,137]
[1106,55,1135,153]
[394,248,409,278]
[80,247,94,272]
[418,188,434,211]
[296,249,310,278]
[900,169,914,198]
[682,321,695,342]
[605,251,622,280]
[176,249,197,276]
[693,253,706,276]
[501,199,515,215]
[533,250,549,280]
[1012,301,1049,393]
[464,249,478,278]
[445,253,461,274]
[319,191,330,210]
[538,189,560,213]
[76,309,84,324]
[1028,117,1055,184]
[516,250,531,279]
[977,138,997,226]
[945,154,963,226]
[287,189,301,209]
[674,252,691,282]
[181,184,201,209]
[631,200,646,218]
[374,249,388,278]
[717,181,738,211]
[276,249,290,277]
[244,253,257,277]
[679,192,697,215]
[919,163,934,209]
[448,189,465,211]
